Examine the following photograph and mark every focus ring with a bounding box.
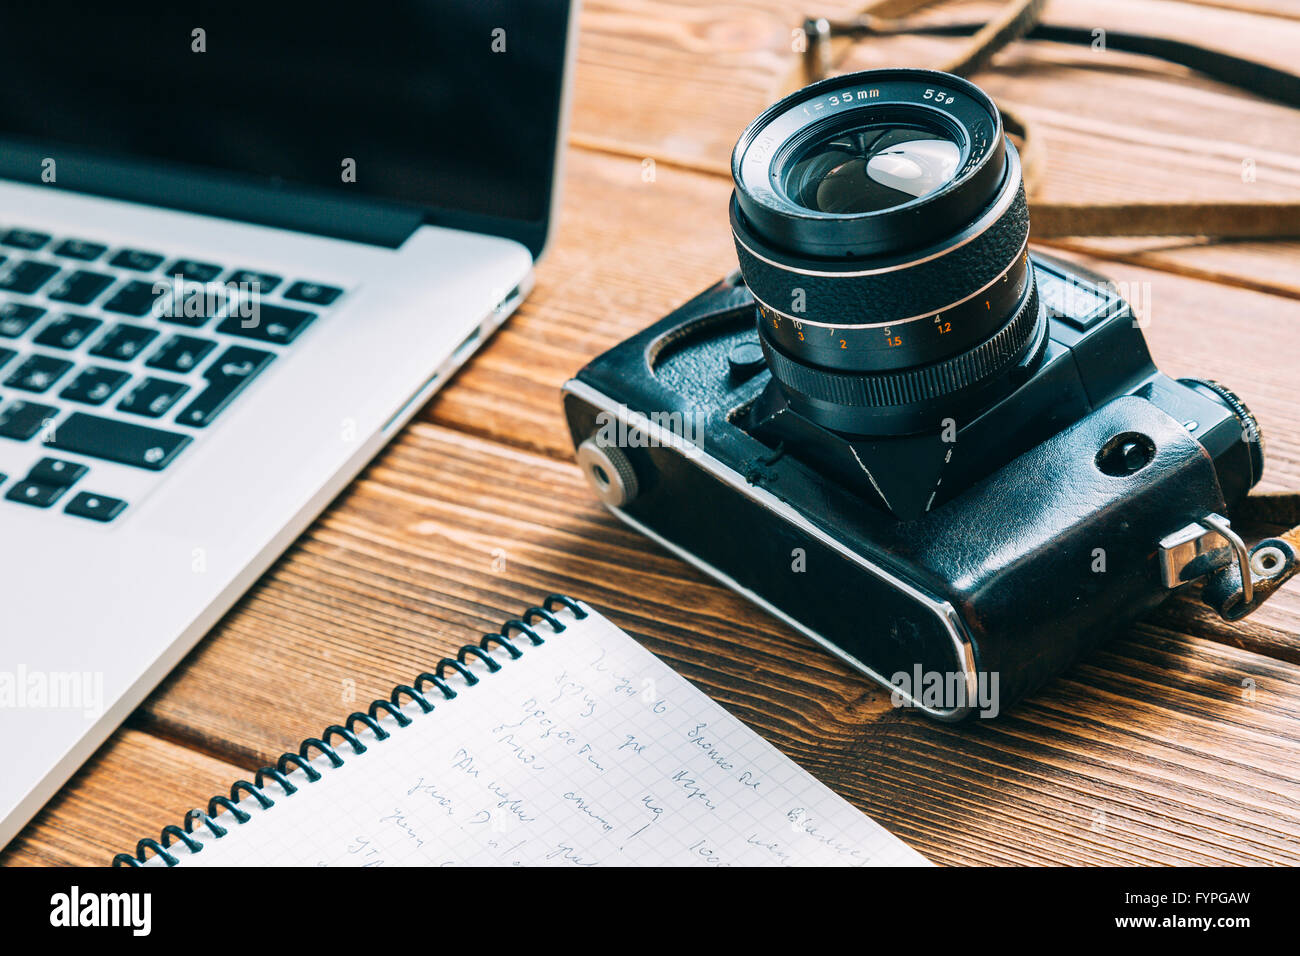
[731,179,1029,332]
[761,281,1041,408]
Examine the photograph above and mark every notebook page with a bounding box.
[171,606,928,867]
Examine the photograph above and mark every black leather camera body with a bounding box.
[563,69,1279,718]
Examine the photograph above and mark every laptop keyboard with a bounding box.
[0,226,346,524]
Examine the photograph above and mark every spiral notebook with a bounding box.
[115,596,927,867]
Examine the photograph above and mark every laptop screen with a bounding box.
[0,2,573,255]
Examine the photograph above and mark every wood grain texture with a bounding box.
[572,0,1300,293]
[1178,0,1300,18]
[5,0,1299,867]
[0,730,246,867]
[11,423,1300,866]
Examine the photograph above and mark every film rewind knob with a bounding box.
[577,438,639,507]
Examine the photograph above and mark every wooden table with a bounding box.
[5,0,1300,867]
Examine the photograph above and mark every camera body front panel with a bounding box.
[564,257,1246,716]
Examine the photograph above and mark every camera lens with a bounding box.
[781,124,961,213]
[730,69,1046,435]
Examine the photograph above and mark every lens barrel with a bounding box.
[731,69,1046,435]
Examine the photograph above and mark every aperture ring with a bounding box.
[761,280,1041,408]
[754,242,1030,372]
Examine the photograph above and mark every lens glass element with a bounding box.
[780,124,961,214]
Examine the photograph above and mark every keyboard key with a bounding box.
[284,281,342,306]
[109,249,165,271]
[0,260,61,294]
[284,280,343,306]
[0,229,51,251]
[164,259,222,283]
[65,491,127,522]
[118,377,189,418]
[53,239,108,262]
[46,270,116,306]
[216,302,316,345]
[5,354,74,392]
[0,347,15,370]
[225,269,281,295]
[103,279,168,317]
[27,457,88,487]
[89,323,159,362]
[0,401,59,441]
[0,302,47,337]
[146,334,216,373]
[5,480,68,508]
[60,366,132,405]
[44,412,191,470]
[33,313,102,350]
[177,345,274,427]
[157,281,227,328]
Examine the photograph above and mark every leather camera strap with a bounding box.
[784,0,1300,616]
[1214,493,1300,619]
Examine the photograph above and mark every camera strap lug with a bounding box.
[1159,504,1300,621]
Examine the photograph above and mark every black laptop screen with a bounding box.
[0,2,572,253]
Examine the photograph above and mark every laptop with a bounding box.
[0,1,577,848]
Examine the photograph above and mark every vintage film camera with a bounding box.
[564,69,1294,718]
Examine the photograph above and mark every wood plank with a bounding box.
[574,0,1300,170]
[419,147,741,458]
[1150,584,1300,668]
[570,0,1300,293]
[1177,0,1300,18]
[99,422,1300,865]
[0,729,247,867]
[1038,237,1300,303]
[858,622,1300,865]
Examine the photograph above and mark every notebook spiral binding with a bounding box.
[111,594,588,867]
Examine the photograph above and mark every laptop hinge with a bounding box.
[0,141,424,249]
